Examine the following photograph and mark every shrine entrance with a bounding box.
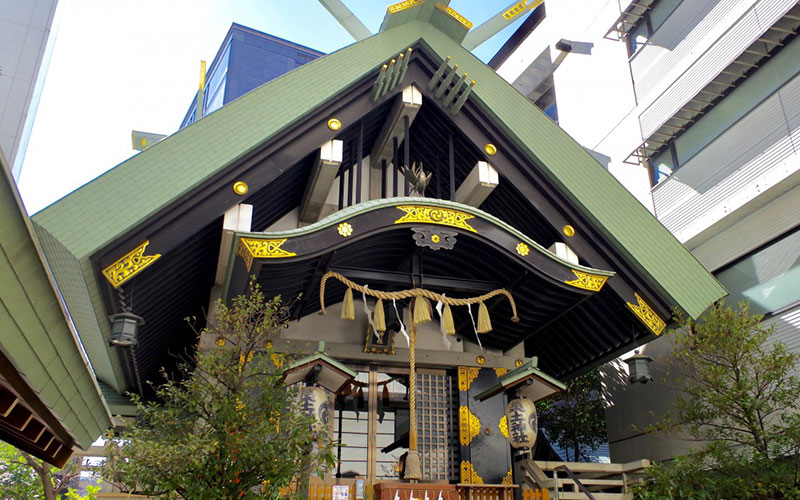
[333,366,460,486]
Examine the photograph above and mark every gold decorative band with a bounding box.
[102,240,161,288]
[388,0,424,13]
[435,3,473,29]
[626,292,667,335]
[237,238,297,271]
[460,460,485,484]
[457,366,480,391]
[459,406,481,446]
[565,269,609,292]
[499,415,509,439]
[395,205,477,232]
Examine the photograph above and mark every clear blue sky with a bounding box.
[18,1,529,213]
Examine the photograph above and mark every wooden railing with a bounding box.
[456,483,518,500]
[529,460,650,500]
[521,488,549,500]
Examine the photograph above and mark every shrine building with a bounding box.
[3,0,726,490]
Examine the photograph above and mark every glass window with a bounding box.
[203,41,231,115]
[650,150,674,184]
[205,74,227,115]
[716,228,800,314]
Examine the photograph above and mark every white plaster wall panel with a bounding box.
[638,0,797,139]
[764,306,800,359]
[497,0,653,210]
[0,0,58,174]
[0,79,31,136]
[553,28,638,150]
[652,73,800,241]
[630,0,735,103]
[0,19,28,86]
[689,175,800,271]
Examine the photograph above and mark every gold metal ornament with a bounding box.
[459,405,481,446]
[337,222,353,237]
[435,3,473,29]
[460,460,485,484]
[564,269,609,292]
[232,181,249,195]
[563,225,576,237]
[515,359,524,368]
[502,468,513,485]
[484,143,497,156]
[627,293,667,335]
[431,234,440,243]
[494,367,508,378]
[499,415,509,439]
[516,242,530,256]
[102,240,162,288]
[458,366,480,391]
[239,238,296,260]
[327,118,342,131]
[476,355,486,365]
[395,205,477,232]
[387,0,424,13]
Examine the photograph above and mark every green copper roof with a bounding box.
[32,12,724,390]
[33,22,424,260]
[412,28,726,318]
[0,154,112,450]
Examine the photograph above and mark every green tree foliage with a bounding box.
[102,283,337,499]
[537,369,607,462]
[632,302,800,499]
[0,441,96,500]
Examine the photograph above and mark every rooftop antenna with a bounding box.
[317,0,372,41]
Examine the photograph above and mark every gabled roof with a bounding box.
[0,152,111,463]
[31,6,725,389]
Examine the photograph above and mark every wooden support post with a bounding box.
[356,121,363,204]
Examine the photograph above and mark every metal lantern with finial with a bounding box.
[625,350,654,384]
[505,397,538,449]
[109,312,144,347]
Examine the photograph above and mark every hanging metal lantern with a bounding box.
[505,397,538,449]
[625,350,653,384]
[109,312,144,347]
[296,386,331,433]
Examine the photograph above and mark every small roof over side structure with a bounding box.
[0,152,112,466]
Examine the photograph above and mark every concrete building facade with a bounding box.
[0,0,58,179]
[497,0,800,462]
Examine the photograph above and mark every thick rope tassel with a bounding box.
[373,298,386,332]
[341,287,355,320]
[476,301,492,333]
[413,296,432,324]
[319,270,520,323]
[442,303,455,335]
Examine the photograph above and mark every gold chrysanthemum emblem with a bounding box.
[516,242,530,256]
[337,222,353,237]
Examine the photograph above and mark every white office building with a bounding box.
[0,0,59,179]
[496,0,800,462]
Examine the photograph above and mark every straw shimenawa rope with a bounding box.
[318,270,520,322]
[318,269,519,481]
